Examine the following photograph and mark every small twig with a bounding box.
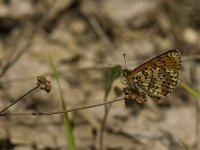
[126,54,200,68]
[0,86,39,114]
[83,1,113,48]
[87,14,113,47]
[1,54,200,85]
[99,83,113,150]
[0,98,124,117]
[0,1,57,78]
[99,102,112,150]
[182,54,200,61]
[0,75,51,114]
[0,65,112,84]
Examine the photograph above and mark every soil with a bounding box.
[0,0,200,150]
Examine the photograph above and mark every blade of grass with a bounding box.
[48,55,76,150]
[179,139,189,150]
[180,82,200,100]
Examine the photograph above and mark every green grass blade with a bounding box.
[180,82,200,100]
[48,55,76,150]
[179,139,189,150]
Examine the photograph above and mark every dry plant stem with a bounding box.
[86,14,113,47]
[0,86,39,114]
[1,54,200,84]
[0,98,124,117]
[99,103,112,150]
[0,1,56,78]
[0,30,33,77]
[84,1,113,48]
[182,54,200,61]
[0,65,112,84]
[100,88,113,150]
[99,106,107,150]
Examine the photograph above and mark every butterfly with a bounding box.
[121,49,181,106]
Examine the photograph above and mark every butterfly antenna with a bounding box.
[121,53,128,85]
[123,53,127,68]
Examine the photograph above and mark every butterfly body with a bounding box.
[122,49,181,105]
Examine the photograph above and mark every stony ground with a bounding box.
[0,0,200,150]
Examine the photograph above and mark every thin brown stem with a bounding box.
[99,87,113,150]
[0,1,57,78]
[83,1,113,48]
[0,65,112,84]
[1,54,200,85]
[99,102,112,150]
[0,86,39,114]
[0,98,124,117]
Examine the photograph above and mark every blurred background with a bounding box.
[0,0,200,150]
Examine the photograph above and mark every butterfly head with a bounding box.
[121,67,133,86]
[122,68,131,78]
[121,53,132,85]
[122,53,130,77]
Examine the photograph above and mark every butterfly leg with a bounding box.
[123,86,147,107]
[139,91,147,103]
[123,87,138,107]
[131,84,147,104]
